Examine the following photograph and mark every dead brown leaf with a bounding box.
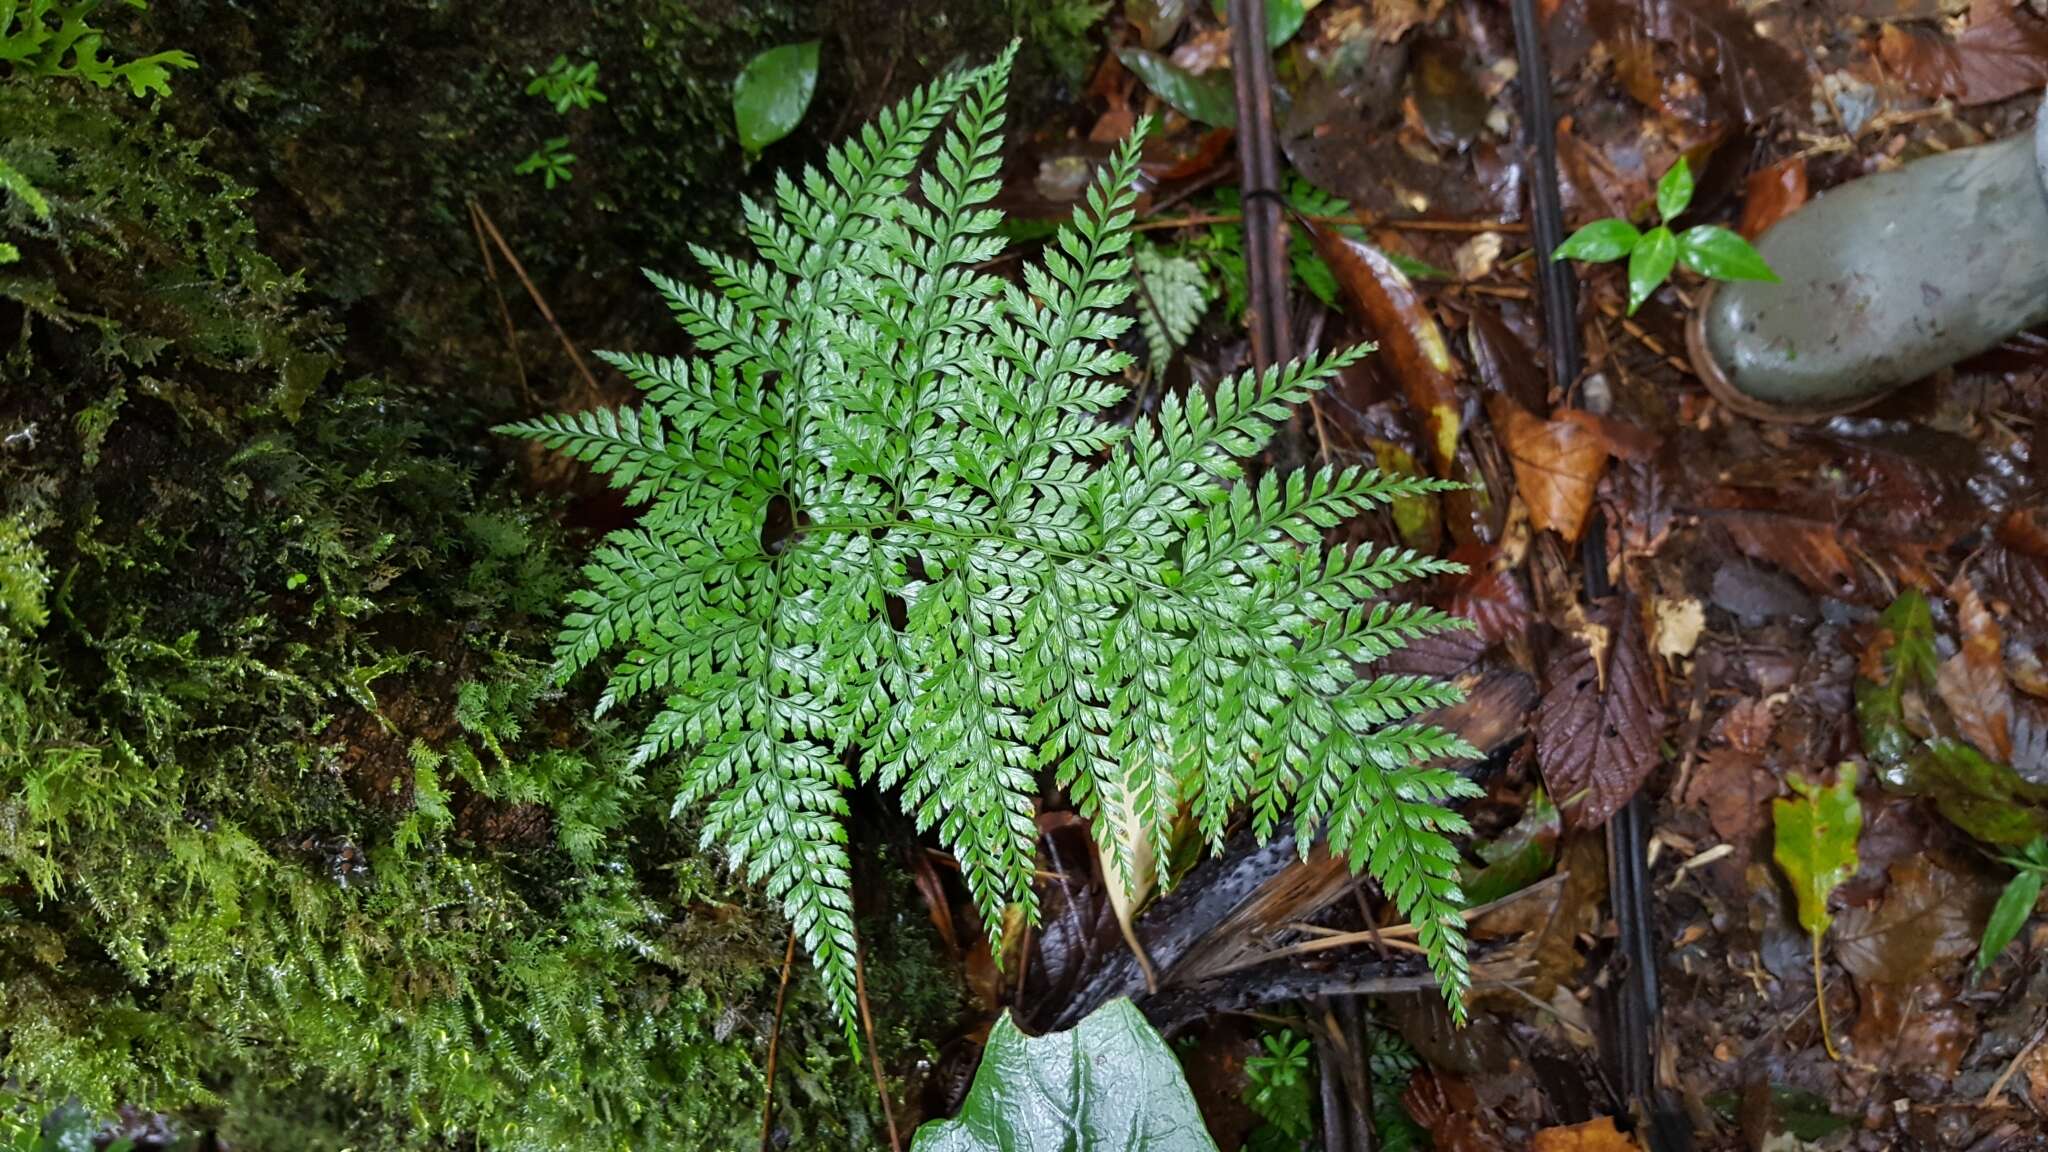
[1491,395,1611,545]
[1879,0,2048,106]
[1716,512,1860,598]
[1532,1116,1638,1151]
[1722,697,1778,754]
[1739,156,1808,239]
[1441,543,1534,644]
[1538,597,1667,828]
[1937,577,2014,761]
[1685,746,1773,847]
[1985,543,2048,633]
[1836,858,1991,989]
[1305,221,1465,476]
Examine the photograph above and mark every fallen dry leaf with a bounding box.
[1305,221,1465,476]
[1879,0,2048,106]
[1466,306,1550,413]
[1739,155,1809,239]
[1441,543,1534,644]
[1836,858,1990,989]
[1453,230,1505,280]
[1532,1116,1638,1151]
[1653,596,1707,659]
[1538,597,1667,828]
[1985,542,2048,633]
[1722,697,1779,754]
[1937,577,2014,761]
[1686,747,1772,848]
[1491,395,1611,544]
[1716,512,1860,598]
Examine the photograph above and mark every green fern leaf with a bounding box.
[502,50,1481,1033]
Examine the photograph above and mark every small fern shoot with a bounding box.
[501,48,1482,1032]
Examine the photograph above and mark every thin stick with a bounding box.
[468,200,531,406]
[1812,932,1841,1061]
[468,199,602,399]
[855,939,903,1152]
[1205,873,1567,977]
[1986,1018,2048,1105]
[759,929,799,1151]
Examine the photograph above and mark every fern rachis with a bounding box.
[502,49,1482,1030]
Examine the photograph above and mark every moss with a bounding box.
[0,76,876,1150]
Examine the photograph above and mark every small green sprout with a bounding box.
[514,137,575,189]
[1554,156,1778,314]
[525,54,606,113]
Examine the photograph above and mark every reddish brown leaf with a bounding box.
[1465,306,1550,413]
[1937,577,2014,761]
[1685,746,1773,847]
[1304,221,1465,476]
[1739,156,1808,239]
[1985,543,2048,632]
[1716,512,1861,598]
[1836,859,1991,988]
[1721,697,1778,754]
[1441,543,1534,644]
[1879,0,2048,107]
[1538,598,1667,829]
[1491,394,1611,544]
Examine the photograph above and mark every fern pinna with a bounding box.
[502,49,1481,1030]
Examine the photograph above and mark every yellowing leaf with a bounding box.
[1773,762,1862,1060]
[1774,764,1862,938]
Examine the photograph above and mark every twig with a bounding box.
[1205,873,1568,976]
[467,198,602,401]
[1986,1018,2048,1106]
[468,200,531,406]
[759,929,799,1152]
[1593,297,1693,375]
[854,939,903,1152]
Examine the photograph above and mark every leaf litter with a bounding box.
[895,0,2048,1144]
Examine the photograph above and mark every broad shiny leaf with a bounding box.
[1678,225,1779,282]
[1626,225,1677,314]
[733,41,820,153]
[911,1000,1219,1152]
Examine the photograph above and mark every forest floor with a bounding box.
[827,1,2048,1150]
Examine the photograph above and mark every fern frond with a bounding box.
[506,52,1482,1033]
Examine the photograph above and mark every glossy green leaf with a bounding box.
[1626,225,1677,314]
[1855,590,1940,768]
[1211,0,1308,46]
[1773,763,1862,938]
[1118,47,1236,127]
[1900,740,2048,846]
[1656,156,1695,223]
[1678,225,1779,283]
[1977,867,2043,971]
[1462,786,1559,906]
[733,41,820,153]
[911,999,1221,1152]
[1552,218,1641,263]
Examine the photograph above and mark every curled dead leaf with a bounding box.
[1740,156,1808,239]
[1936,577,2014,762]
[1490,394,1611,545]
[1304,220,1465,475]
